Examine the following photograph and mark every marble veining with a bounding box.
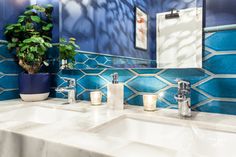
[1,99,236,157]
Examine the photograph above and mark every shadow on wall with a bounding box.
[61,0,150,59]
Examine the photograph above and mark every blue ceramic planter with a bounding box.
[19,73,51,101]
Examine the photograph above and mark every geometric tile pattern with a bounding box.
[74,52,156,69]
[0,44,22,100]
[54,30,236,115]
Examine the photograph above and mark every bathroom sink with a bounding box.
[91,115,236,157]
[0,106,78,124]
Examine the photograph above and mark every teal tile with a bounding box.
[101,69,135,82]
[204,54,236,74]
[75,53,88,63]
[162,87,208,106]
[205,30,236,51]
[127,95,143,106]
[82,69,104,74]
[0,60,22,74]
[78,75,107,89]
[0,75,18,89]
[127,76,167,93]
[84,60,98,68]
[132,69,161,74]
[0,90,19,100]
[196,101,236,115]
[197,78,236,98]
[159,69,208,84]
[124,86,135,100]
[96,56,107,64]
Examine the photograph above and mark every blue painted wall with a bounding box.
[61,0,151,59]
[206,0,236,27]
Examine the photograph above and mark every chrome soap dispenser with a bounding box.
[107,73,124,110]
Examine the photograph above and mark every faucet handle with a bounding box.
[63,77,76,87]
[177,80,190,90]
[111,73,119,84]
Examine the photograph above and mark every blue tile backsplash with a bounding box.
[54,30,236,115]
[0,0,236,116]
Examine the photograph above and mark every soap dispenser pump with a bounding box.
[107,73,124,110]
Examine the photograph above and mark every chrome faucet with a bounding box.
[174,80,191,117]
[56,77,76,104]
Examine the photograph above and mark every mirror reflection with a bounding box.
[60,0,203,69]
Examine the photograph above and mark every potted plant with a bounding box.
[4,4,54,101]
[58,37,80,69]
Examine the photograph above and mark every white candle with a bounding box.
[90,91,102,105]
[143,94,158,111]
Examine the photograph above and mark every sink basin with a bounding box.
[91,115,236,157]
[0,106,78,124]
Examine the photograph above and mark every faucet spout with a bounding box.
[174,80,191,117]
[56,78,76,104]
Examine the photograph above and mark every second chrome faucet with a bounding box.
[174,80,191,117]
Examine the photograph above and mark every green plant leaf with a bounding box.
[20,45,29,52]
[42,23,53,31]
[31,16,41,23]
[24,10,33,15]
[27,53,34,61]
[4,4,54,74]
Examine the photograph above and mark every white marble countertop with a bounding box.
[1,98,236,157]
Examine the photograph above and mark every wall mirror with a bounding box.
[60,0,203,69]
